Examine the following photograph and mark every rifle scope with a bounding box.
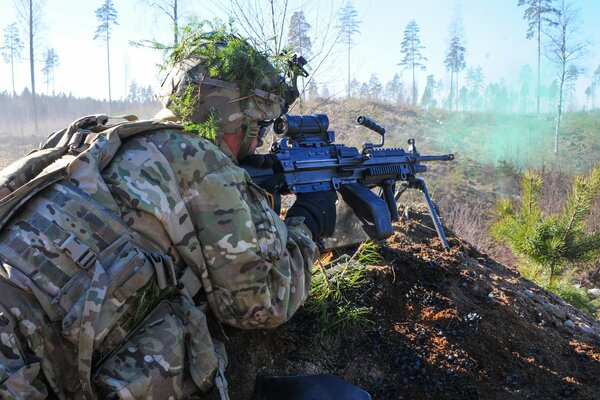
[274,114,329,137]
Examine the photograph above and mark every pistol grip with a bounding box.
[339,183,393,240]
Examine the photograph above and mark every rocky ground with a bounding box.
[206,208,600,400]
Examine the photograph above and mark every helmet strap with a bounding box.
[237,113,258,159]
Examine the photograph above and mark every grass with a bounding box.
[304,241,382,340]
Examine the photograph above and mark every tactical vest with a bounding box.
[0,115,229,399]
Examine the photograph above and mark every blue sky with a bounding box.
[0,0,599,105]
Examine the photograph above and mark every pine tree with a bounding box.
[518,64,533,113]
[94,0,118,112]
[398,20,426,105]
[492,167,600,287]
[591,65,600,108]
[518,0,557,114]
[41,48,59,95]
[287,10,312,101]
[466,66,484,111]
[385,73,403,104]
[564,64,580,112]
[367,73,382,100]
[1,23,24,95]
[420,74,436,108]
[445,35,466,112]
[337,2,361,98]
[288,11,311,56]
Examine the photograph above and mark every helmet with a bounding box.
[156,36,298,156]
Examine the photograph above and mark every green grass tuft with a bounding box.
[305,249,375,340]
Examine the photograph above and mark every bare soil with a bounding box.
[206,209,600,400]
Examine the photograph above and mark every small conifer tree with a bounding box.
[492,167,600,287]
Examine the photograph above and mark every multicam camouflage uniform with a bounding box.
[0,115,317,397]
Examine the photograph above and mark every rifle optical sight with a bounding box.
[274,114,329,137]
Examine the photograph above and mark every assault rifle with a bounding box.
[243,114,454,247]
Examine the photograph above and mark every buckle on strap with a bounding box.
[57,233,97,269]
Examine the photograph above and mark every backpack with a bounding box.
[0,115,229,399]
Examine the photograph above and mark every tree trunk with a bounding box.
[536,11,541,115]
[29,0,38,134]
[555,65,566,156]
[10,51,15,95]
[106,30,112,114]
[548,263,556,287]
[173,0,178,45]
[412,63,416,105]
[347,35,351,99]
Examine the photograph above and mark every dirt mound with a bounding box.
[206,209,600,400]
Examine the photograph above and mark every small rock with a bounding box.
[563,320,576,329]
[578,323,595,334]
[523,289,534,298]
[588,288,600,296]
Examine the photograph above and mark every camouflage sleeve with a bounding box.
[103,131,318,329]
[185,163,319,329]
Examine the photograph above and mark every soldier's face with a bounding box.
[221,123,259,160]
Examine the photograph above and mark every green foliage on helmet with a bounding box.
[168,19,289,100]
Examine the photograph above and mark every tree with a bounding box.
[1,23,24,95]
[287,11,312,100]
[288,11,312,56]
[385,73,403,104]
[518,64,533,113]
[307,79,318,99]
[398,20,426,105]
[337,1,361,98]
[564,64,580,111]
[492,168,600,287]
[466,66,484,111]
[367,73,382,100]
[518,0,557,114]
[94,0,118,111]
[420,74,436,109]
[41,47,58,95]
[348,78,360,98]
[543,0,587,155]
[128,80,140,102]
[591,65,600,109]
[445,11,466,112]
[14,0,45,133]
[445,35,466,111]
[584,85,593,110]
[143,0,180,45]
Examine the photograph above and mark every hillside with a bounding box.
[206,208,600,400]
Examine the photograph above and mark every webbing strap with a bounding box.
[77,260,109,397]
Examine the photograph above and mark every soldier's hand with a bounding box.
[286,191,337,239]
[240,154,278,168]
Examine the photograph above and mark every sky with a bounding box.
[0,0,599,105]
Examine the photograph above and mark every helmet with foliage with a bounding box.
[156,23,301,154]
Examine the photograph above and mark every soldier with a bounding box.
[0,32,336,399]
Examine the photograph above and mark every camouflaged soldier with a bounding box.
[0,33,336,399]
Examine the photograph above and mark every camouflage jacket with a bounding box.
[0,118,318,399]
[101,128,318,329]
